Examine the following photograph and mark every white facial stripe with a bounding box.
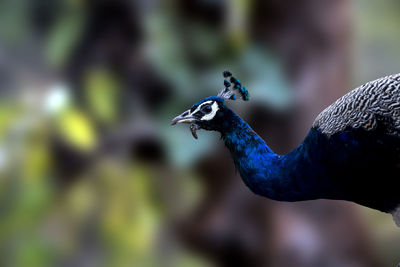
[201,102,219,121]
[190,100,213,115]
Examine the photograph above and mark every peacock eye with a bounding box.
[203,105,212,113]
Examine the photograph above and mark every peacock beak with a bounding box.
[171,110,201,139]
[171,110,195,125]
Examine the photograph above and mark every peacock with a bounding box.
[171,71,400,226]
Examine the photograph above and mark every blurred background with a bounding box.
[0,0,399,266]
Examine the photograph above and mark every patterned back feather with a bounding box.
[313,73,400,136]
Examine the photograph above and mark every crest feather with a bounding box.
[218,71,250,101]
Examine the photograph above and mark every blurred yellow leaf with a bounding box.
[57,108,97,151]
[22,135,50,181]
[85,68,119,124]
[0,103,20,140]
[66,179,96,220]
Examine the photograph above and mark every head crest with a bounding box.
[217,71,250,101]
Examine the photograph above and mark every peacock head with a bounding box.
[171,71,249,139]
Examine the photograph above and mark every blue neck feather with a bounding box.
[221,108,329,202]
[217,107,400,213]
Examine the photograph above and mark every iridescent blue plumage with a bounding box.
[172,72,400,225]
[221,109,400,213]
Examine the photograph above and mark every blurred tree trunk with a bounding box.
[254,1,380,266]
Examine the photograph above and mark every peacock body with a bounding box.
[172,72,400,226]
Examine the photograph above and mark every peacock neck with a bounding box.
[220,110,324,202]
